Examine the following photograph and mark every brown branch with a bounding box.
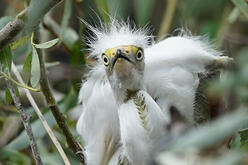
[5,79,43,165]
[0,19,24,50]
[33,26,85,164]
[0,0,63,51]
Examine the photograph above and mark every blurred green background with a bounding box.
[0,0,248,164]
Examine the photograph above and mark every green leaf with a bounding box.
[25,0,61,33]
[10,35,30,51]
[0,46,13,73]
[5,88,12,105]
[44,17,78,49]
[232,0,248,18]
[33,38,59,49]
[30,47,40,87]
[22,52,32,84]
[60,0,72,41]
[239,128,248,150]
[0,16,12,30]
[0,148,31,165]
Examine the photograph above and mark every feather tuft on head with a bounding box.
[81,18,153,59]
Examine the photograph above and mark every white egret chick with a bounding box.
[76,20,231,165]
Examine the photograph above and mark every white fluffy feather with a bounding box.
[118,90,168,164]
[77,20,222,165]
[83,19,153,58]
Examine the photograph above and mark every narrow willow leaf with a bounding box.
[13,84,20,98]
[44,17,78,49]
[22,52,32,84]
[60,0,72,41]
[0,148,31,165]
[16,61,60,72]
[232,0,248,18]
[30,47,40,87]
[33,38,59,49]
[239,128,248,149]
[5,88,12,104]
[10,35,30,51]
[0,46,12,73]
[25,0,61,33]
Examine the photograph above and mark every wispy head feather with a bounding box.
[81,18,153,59]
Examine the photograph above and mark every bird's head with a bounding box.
[101,45,145,91]
[83,19,152,94]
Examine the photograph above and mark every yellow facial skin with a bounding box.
[101,45,142,75]
[105,45,140,59]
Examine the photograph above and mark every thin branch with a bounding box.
[12,63,71,165]
[5,79,43,165]
[0,0,63,51]
[0,19,24,50]
[33,26,85,164]
[158,0,179,40]
[0,71,40,92]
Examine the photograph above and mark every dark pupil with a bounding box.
[104,57,108,63]
[137,52,142,58]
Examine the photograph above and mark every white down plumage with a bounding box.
[76,20,227,165]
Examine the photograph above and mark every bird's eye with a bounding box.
[102,54,110,66]
[135,49,144,61]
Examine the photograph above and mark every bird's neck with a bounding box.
[112,87,140,104]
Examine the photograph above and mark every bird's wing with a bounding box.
[144,36,221,123]
[118,90,168,164]
[76,65,120,165]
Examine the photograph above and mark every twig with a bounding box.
[158,0,178,40]
[0,71,40,92]
[33,26,85,164]
[12,63,71,165]
[0,19,24,50]
[0,0,63,51]
[5,79,43,165]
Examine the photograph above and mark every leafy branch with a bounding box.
[0,71,40,92]
[33,25,85,164]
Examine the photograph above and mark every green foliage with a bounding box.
[1,0,248,164]
[32,38,59,49]
[0,149,31,165]
[5,88,77,151]
[60,0,72,42]
[5,88,12,105]
[240,128,248,150]
[30,46,40,87]
[232,0,248,18]
[0,46,12,73]
[22,52,32,84]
